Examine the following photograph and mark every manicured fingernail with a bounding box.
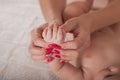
[48,44,61,49]
[55,55,61,59]
[60,60,65,64]
[45,48,53,54]
[45,43,62,63]
[53,50,60,55]
[47,57,53,62]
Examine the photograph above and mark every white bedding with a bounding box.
[0,0,59,80]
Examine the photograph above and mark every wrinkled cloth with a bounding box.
[0,0,59,80]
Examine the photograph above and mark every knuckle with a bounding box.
[29,46,42,55]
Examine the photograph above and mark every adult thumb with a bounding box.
[60,17,79,32]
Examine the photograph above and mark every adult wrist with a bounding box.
[47,17,63,26]
[78,13,96,34]
[85,12,98,33]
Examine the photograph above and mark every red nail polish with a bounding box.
[47,56,53,62]
[55,55,61,59]
[53,50,60,55]
[45,43,62,63]
[48,44,54,48]
[48,44,61,49]
[60,60,65,64]
[45,48,53,54]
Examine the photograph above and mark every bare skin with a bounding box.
[39,0,93,24]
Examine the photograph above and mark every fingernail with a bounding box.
[53,50,60,55]
[55,55,61,59]
[45,48,53,54]
[48,44,61,49]
[60,60,65,64]
[47,56,53,62]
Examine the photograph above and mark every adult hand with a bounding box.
[60,14,94,61]
[61,14,94,49]
[29,22,62,63]
[29,23,49,62]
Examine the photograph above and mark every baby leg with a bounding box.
[63,0,93,21]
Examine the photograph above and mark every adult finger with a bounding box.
[29,43,47,62]
[31,55,46,62]
[31,23,48,40]
[60,32,86,49]
[33,37,48,48]
[60,40,82,50]
[60,49,79,58]
[29,43,45,56]
[60,17,79,32]
[31,23,49,48]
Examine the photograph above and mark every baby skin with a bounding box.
[81,27,120,80]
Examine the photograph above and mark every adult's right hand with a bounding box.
[29,23,49,63]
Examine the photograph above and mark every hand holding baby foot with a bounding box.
[42,23,65,44]
[41,23,67,72]
[60,15,91,50]
[29,23,49,63]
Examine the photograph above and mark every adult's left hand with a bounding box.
[60,13,94,61]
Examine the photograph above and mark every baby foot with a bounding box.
[42,23,65,44]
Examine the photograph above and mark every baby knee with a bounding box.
[63,2,85,22]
